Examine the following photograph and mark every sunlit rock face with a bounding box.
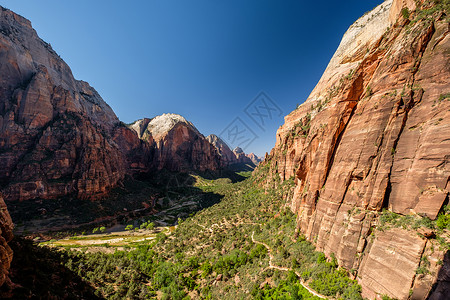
[0,6,147,201]
[130,114,221,172]
[206,134,237,166]
[260,0,450,298]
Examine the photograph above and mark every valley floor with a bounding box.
[2,167,449,299]
[4,169,366,300]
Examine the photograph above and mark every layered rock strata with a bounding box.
[0,194,13,287]
[0,7,146,201]
[0,7,220,202]
[206,134,237,166]
[261,0,450,298]
[130,114,221,172]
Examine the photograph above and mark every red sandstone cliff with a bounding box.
[130,114,221,172]
[0,7,221,202]
[260,0,450,298]
[0,194,13,288]
[232,147,252,164]
[0,6,149,201]
[206,134,237,166]
[206,134,261,167]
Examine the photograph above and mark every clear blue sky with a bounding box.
[1,0,383,157]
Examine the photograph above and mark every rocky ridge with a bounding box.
[260,0,450,298]
[206,134,261,167]
[0,7,225,202]
[206,134,237,166]
[0,6,153,201]
[233,147,255,165]
[246,152,262,165]
[130,114,221,172]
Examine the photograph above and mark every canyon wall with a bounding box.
[130,114,221,172]
[0,6,141,201]
[261,0,450,298]
[0,7,221,202]
[0,193,13,288]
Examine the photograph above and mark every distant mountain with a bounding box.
[246,153,262,165]
[205,135,259,170]
[130,114,221,172]
[205,134,236,166]
[232,147,254,165]
[0,6,151,201]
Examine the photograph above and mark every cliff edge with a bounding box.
[261,0,450,298]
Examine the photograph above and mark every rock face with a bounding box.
[206,135,260,167]
[206,134,237,166]
[233,147,254,165]
[130,114,221,172]
[246,153,262,165]
[0,194,13,287]
[261,0,450,298]
[0,6,220,202]
[0,6,148,201]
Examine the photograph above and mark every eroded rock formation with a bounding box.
[0,194,13,287]
[207,135,261,167]
[0,6,141,201]
[206,134,237,166]
[0,7,220,202]
[247,153,262,165]
[261,0,450,298]
[233,147,254,165]
[130,114,221,172]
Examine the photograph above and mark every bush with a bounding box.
[436,205,450,230]
[401,7,410,19]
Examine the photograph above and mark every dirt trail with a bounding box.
[251,232,327,299]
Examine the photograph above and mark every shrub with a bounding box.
[401,7,410,19]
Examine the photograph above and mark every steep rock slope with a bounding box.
[247,153,262,165]
[0,6,150,201]
[130,114,221,172]
[233,147,254,165]
[261,0,450,298]
[207,134,261,167]
[206,134,237,166]
[0,194,13,288]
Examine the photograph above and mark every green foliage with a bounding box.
[401,7,410,19]
[410,0,450,26]
[438,93,450,102]
[43,172,362,299]
[125,224,134,231]
[436,205,450,230]
[253,277,323,300]
[377,208,449,250]
[147,222,155,230]
[366,85,373,97]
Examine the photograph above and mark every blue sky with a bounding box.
[1,0,383,156]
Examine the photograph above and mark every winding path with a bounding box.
[251,231,327,299]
